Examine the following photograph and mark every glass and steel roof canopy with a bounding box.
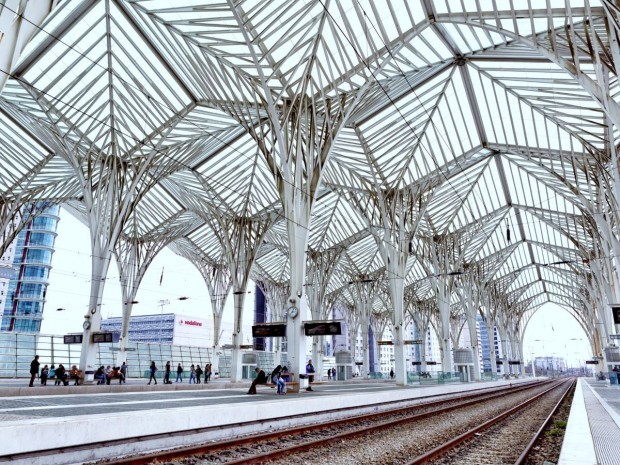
[1,0,618,330]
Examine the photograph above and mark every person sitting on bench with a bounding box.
[247,367,267,394]
[69,365,81,385]
[106,366,125,384]
[55,364,69,386]
[94,366,107,385]
[276,365,288,395]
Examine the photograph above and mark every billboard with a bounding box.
[173,315,210,347]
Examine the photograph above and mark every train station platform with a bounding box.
[559,378,620,465]
[0,376,532,464]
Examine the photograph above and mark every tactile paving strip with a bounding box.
[583,384,620,464]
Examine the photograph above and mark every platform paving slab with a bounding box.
[559,378,620,465]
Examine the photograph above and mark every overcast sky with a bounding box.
[40,208,593,365]
[40,209,256,343]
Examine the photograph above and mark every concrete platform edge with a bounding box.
[558,379,597,465]
[0,378,530,456]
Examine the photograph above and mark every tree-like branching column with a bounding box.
[114,213,201,366]
[345,181,428,385]
[207,213,274,381]
[171,238,233,375]
[306,247,343,378]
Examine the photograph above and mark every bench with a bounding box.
[105,373,124,384]
[256,372,298,393]
[257,381,301,393]
[48,370,71,386]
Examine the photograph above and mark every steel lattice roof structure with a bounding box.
[2,0,620,379]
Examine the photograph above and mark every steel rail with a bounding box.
[405,379,572,465]
[109,380,552,464]
[513,378,576,465]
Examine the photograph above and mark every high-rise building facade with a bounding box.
[0,205,60,333]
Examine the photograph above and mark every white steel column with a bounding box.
[170,240,234,377]
[466,311,482,381]
[259,280,289,366]
[348,276,380,379]
[286,208,311,382]
[346,181,427,386]
[114,233,176,367]
[497,322,510,377]
[412,308,432,373]
[437,281,453,373]
[79,241,113,381]
[210,215,272,382]
[306,248,343,380]
[205,265,231,377]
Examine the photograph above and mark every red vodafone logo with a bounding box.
[179,319,202,327]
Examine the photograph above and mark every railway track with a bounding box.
[99,379,557,464]
[408,378,574,464]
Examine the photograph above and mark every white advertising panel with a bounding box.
[173,315,210,347]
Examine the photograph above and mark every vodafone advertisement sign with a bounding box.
[173,315,209,347]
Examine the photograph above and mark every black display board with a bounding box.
[63,334,83,344]
[304,321,342,336]
[252,323,287,338]
[92,332,114,343]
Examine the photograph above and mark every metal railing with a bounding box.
[0,332,233,379]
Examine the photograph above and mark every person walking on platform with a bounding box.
[148,361,157,385]
[248,367,267,394]
[163,361,172,384]
[120,362,127,383]
[305,360,315,391]
[189,364,196,384]
[205,363,212,383]
[176,363,184,382]
[29,355,40,387]
[195,364,203,383]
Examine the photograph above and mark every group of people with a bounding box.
[326,367,337,380]
[147,361,213,385]
[94,363,127,385]
[248,365,289,394]
[248,359,316,395]
[29,355,83,387]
